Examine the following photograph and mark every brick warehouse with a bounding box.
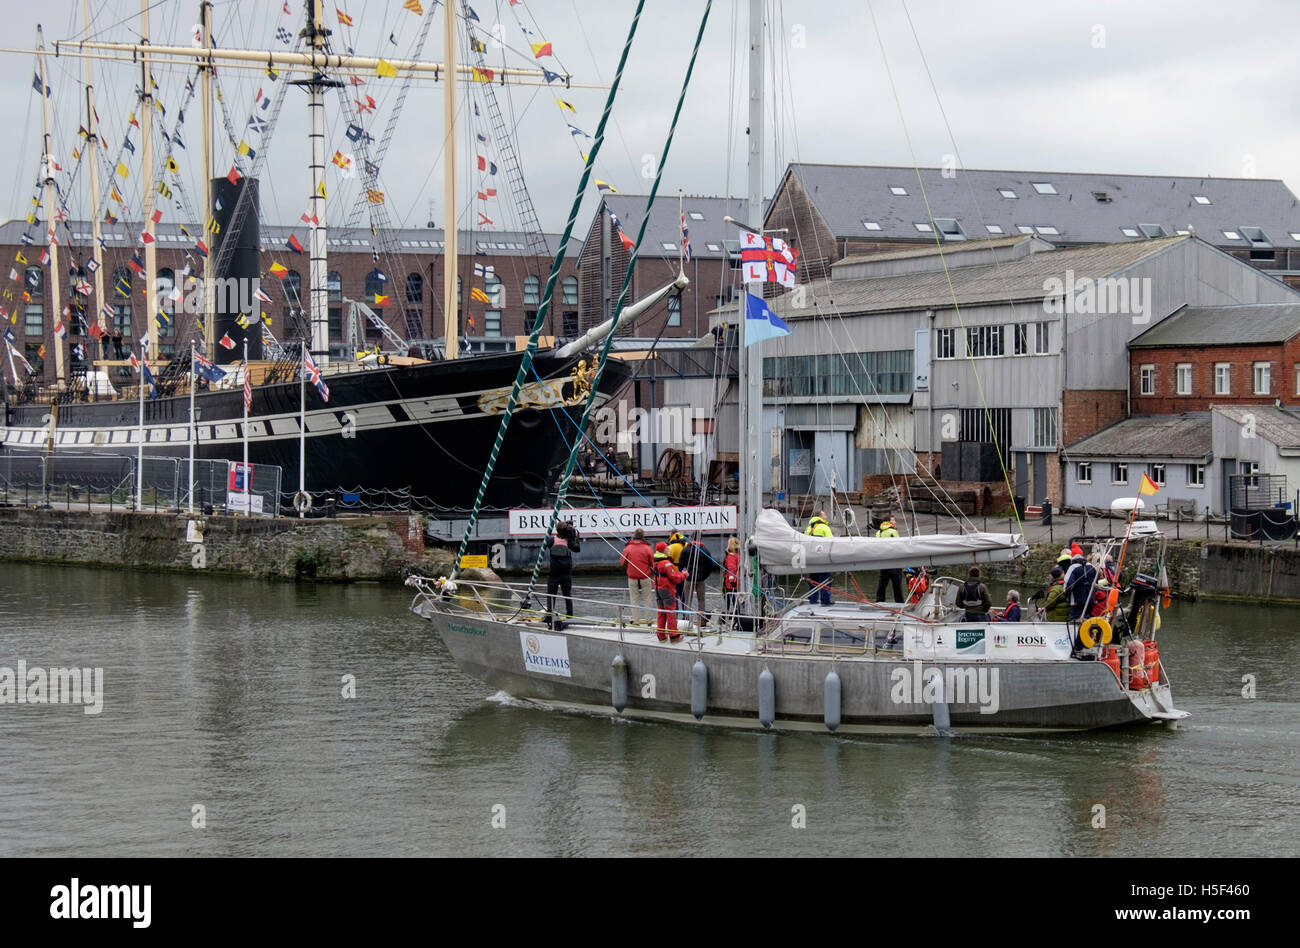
[0,219,581,381]
[1128,302,1300,414]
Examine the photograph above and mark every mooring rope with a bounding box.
[450,0,648,579]
[523,0,715,600]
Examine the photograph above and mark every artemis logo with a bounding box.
[50,879,151,928]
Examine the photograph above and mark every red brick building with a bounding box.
[0,218,579,381]
[1129,303,1300,413]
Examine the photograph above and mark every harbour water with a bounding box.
[1,562,1296,857]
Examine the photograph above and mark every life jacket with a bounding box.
[667,534,687,565]
[548,536,574,576]
[908,574,928,603]
[876,524,900,539]
[805,517,832,538]
[653,551,684,591]
[960,582,987,612]
[1089,588,1109,617]
[723,552,739,591]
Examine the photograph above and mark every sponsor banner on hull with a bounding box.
[508,505,738,537]
[519,631,572,677]
[907,626,1073,661]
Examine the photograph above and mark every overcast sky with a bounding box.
[3,0,1299,243]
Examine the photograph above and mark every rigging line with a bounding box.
[865,0,1023,538]
[523,0,714,598]
[450,0,650,581]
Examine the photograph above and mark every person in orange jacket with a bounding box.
[653,542,688,642]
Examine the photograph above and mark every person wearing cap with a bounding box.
[1041,565,1070,621]
[874,517,903,603]
[619,528,655,625]
[652,542,688,642]
[667,530,689,617]
[958,566,992,621]
[804,510,834,605]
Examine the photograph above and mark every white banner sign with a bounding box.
[226,493,264,514]
[519,631,572,678]
[508,505,737,537]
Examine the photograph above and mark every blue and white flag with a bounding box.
[192,352,227,383]
[743,291,790,347]
[302,348,330,402]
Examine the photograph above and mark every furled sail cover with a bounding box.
[752,509,1027,575]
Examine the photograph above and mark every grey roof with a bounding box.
[832,233,1038,267]
[781,162,1300,248]
[1215,406,1300,450]
[0,219,576,258]
[1130,302,1300,347]
[601,194,755,260]
[1066,414,1211,459]
[729,234,1189,320]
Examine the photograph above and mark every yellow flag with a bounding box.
[471,67,493,83]
[594,179,617,193]
[166,157,179,173]
[237,140,253,156]
[269,262,288,278]
[1138,473,1160,496]
[366,189,385,204]
[15,252,27,264]
[376,59,397,78]
[25,213,35,225]
[470,287,490,303]
[316,180,327,199]
[116,161,129,178]
[72,148,80,161]
[403,0,423,12]
[557,99,576,113]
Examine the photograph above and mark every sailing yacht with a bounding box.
[0,1,637,510]
[407,0,1189,733]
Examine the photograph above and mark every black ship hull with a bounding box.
[1,349,629,510]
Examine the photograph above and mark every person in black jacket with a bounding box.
[544,520,581,630]
[682,537,717,628]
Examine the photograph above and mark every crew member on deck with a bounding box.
[959,566,992,621]
[653,542,688,642]
[874,518,903,603]
[804,511,833,606]
[544,520,581,631]
[722,537,741,627]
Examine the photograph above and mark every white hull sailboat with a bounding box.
[408,0,1188,735]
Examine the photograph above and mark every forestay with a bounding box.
[752,509,1027,575]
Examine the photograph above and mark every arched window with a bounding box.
[485,272,504,307]
[562,275,578,305]
[285,270,302,305]
[523,275,540,305]
[327,270,342,302]
[157,268,175,313]
[364,269,388,300]
[25,266,43,299]
[406,272,423,305]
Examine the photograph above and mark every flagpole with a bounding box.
[135,342,144,510]
[187,340,195,513]
[242,336,249,516]
[299,341,306,518]
[1113,476,1153,582]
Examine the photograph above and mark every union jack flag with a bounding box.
[302,348,329,402]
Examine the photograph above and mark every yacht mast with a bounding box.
[442,0,459,360]
[199,0,214,357]
[36,26,65,387]
[738,0,764,592]
[140,0,159,359]
[83,0,106,340]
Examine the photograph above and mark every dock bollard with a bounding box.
[691,660,708,720]
[824,670,841,733]
[758,667,775,729]
[610,655,628,713]
[926,668,951,732]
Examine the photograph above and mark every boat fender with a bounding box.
[611,654,628,713]
[690,660,708,720]
[293,490,313,515]
[757,667,775,729]
[824,670,841,733]
[926,668,951,733]
[1154,613,1161,632]
[1078,616,1112,649]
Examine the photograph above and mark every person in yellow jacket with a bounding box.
[667,531,688,618]
[805,510,833,605]
[874,517,904,603]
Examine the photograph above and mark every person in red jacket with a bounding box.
[653,542,688,642]
[722,537,741,628]
[620,528,655,625]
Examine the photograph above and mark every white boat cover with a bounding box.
[753,508,1027,575]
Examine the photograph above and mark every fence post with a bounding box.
[1206,506,1210,539]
